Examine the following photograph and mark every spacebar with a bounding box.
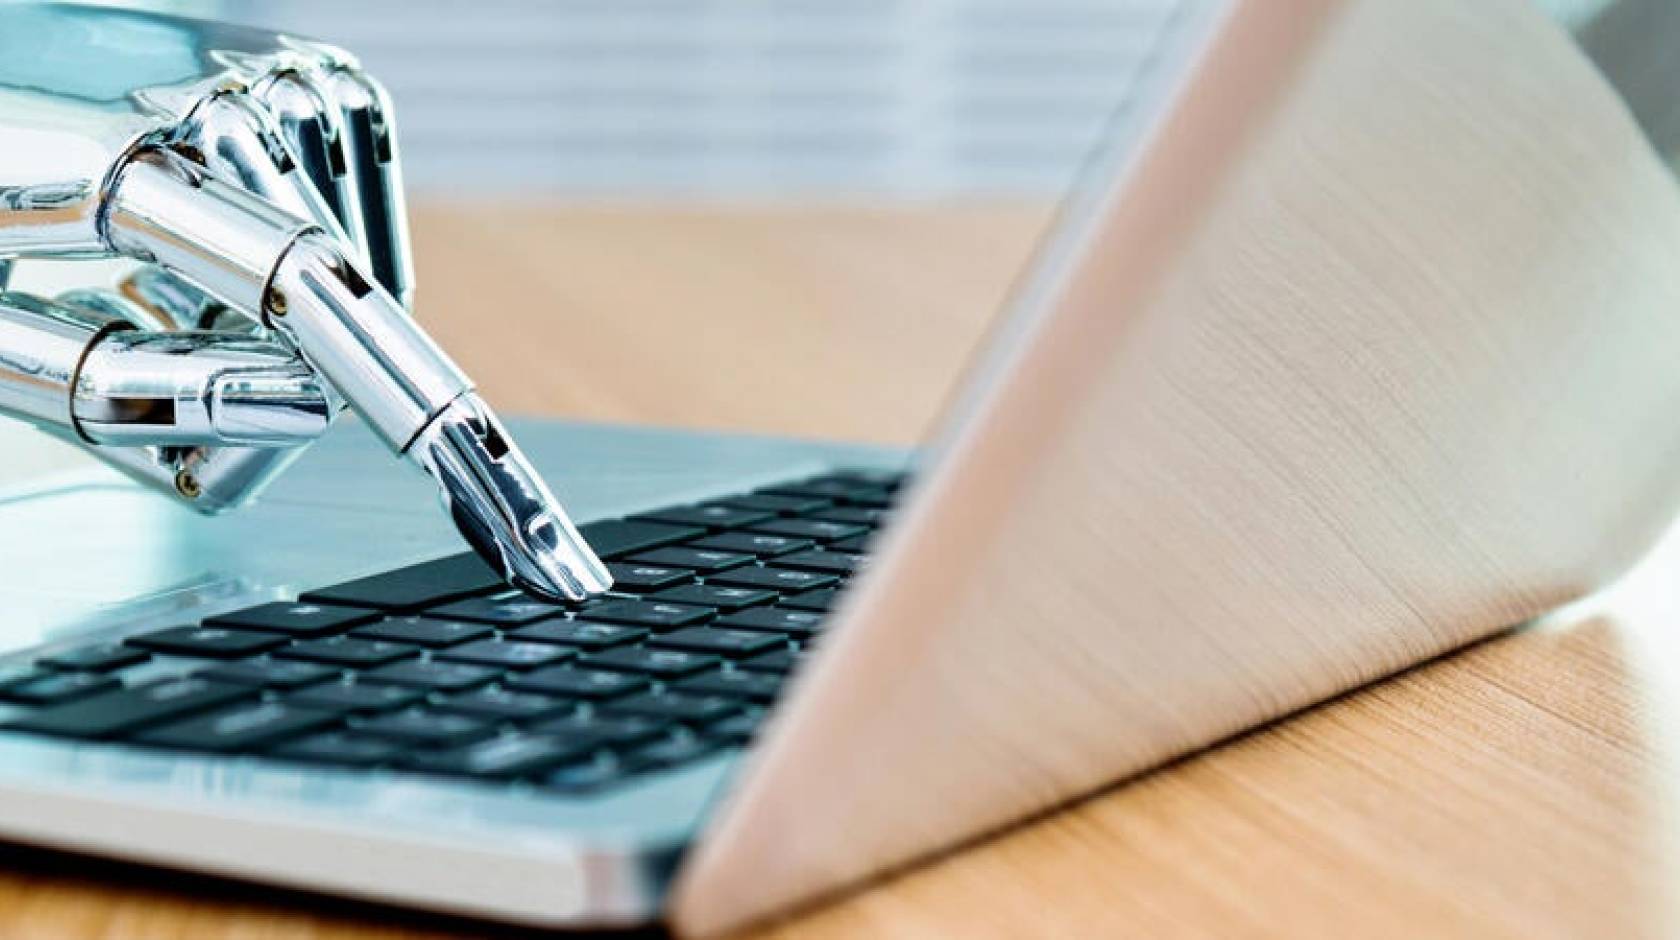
[3,677,250,740]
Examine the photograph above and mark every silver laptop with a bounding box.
[2,0,1678,934]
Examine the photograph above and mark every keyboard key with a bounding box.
[424,592,566,626]
[805,506,888,528]
[828,533,872,554]
[737,648,813,674]
[506,667,649,700]
[649,584,775,613]
[507,620,646,650]
[4,677,250,739]
[197,658,338,690]
[135,702,342,752]
[626,548,753,574]
[823,468,908,489]
[619,733,722,771]
[0,672,121,705]
[759,478,880,501]
[604,563,694,593]
[126,626,285,659]
[702,707,768,744]
[677,669,784,703]
[580,648,720,679]
[746,519,866,543]
[603,691,740,724]
[38,644,149,673]
[708,567,839,594]
[360,660,496,692]
[351,616,493,649]
[648,628,785,658]
[301,553,503,611]
[577,519,703,559]
[435,639,575,671]
[708,494,832,516]
[277,637,420,669]
[271,732,400,767]
[545,757,631,794]
[436,687,574,722]
[527,712,669,747]
[717,607,825,637]
[690,532,812,558]
[630,505,772,531]
[780,589,838,612]
[352,709,492,748]
[776,550,863,576]
[576,600,712,630]
[205,602,377,638]
[404,733,600,778]
[285,681,423,714]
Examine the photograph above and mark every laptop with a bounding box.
[2,0,1678,933]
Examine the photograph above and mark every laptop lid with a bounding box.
[671,0,1680,931]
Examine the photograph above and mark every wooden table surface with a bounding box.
[3,203,1677,939]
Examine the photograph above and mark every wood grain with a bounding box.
[0,202,1675,938]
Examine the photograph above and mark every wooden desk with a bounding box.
[2,204,1676,939]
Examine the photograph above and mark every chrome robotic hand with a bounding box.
[0,5,610,600]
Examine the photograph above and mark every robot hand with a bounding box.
[0,5,611,601]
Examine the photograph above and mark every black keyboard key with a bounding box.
[806,506,888,527]
[649,584,775,613]
[702,707,768,744]
[271,732,400,767]
[577,519,703,559]
[746,519,866,543]
[277,637,420,669]
[436,687,574,722]
[353,709,492,748]
[828,534,872,554]
[135,701,342,752]
[545,757,630,794]
[759,478,878,501]
[507,620,646,650]
[425,592,566,626]
[350,616,492,649]
[301,553,502,611]
[677,669,784,703]
[649,628,785,658]
[38,644,149,673]
[126,626,285,659]
[205,601,377,638]
[708,566,839,594]
[506,667,649,700]
[0,672,121,705]
[603,691,740,724]
[528,712,669,747]
[824,468,907,489]
[360,660,496,692]
[580,648,720,679]
[708,494,832,516]
[717,607,825,637]
[629,505,772,531]
[619,733,722,772]
[604,563,694,593]
[404,733,599,778]
[780,589,838,612]
[576,600,712,630]
[435,639,576,671]
[776,550,863,576]
[690,532,813,558]
[198,658,338,690]
[738,648,813,674]
[4,677,249,739]
[626,548,753,574]
[285,681,422,714]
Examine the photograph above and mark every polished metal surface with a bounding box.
[0,4,607,599]
[0,417,902,927]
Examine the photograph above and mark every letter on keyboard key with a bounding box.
[4,678,250,739]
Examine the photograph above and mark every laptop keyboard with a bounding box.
[0,469,903,795]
